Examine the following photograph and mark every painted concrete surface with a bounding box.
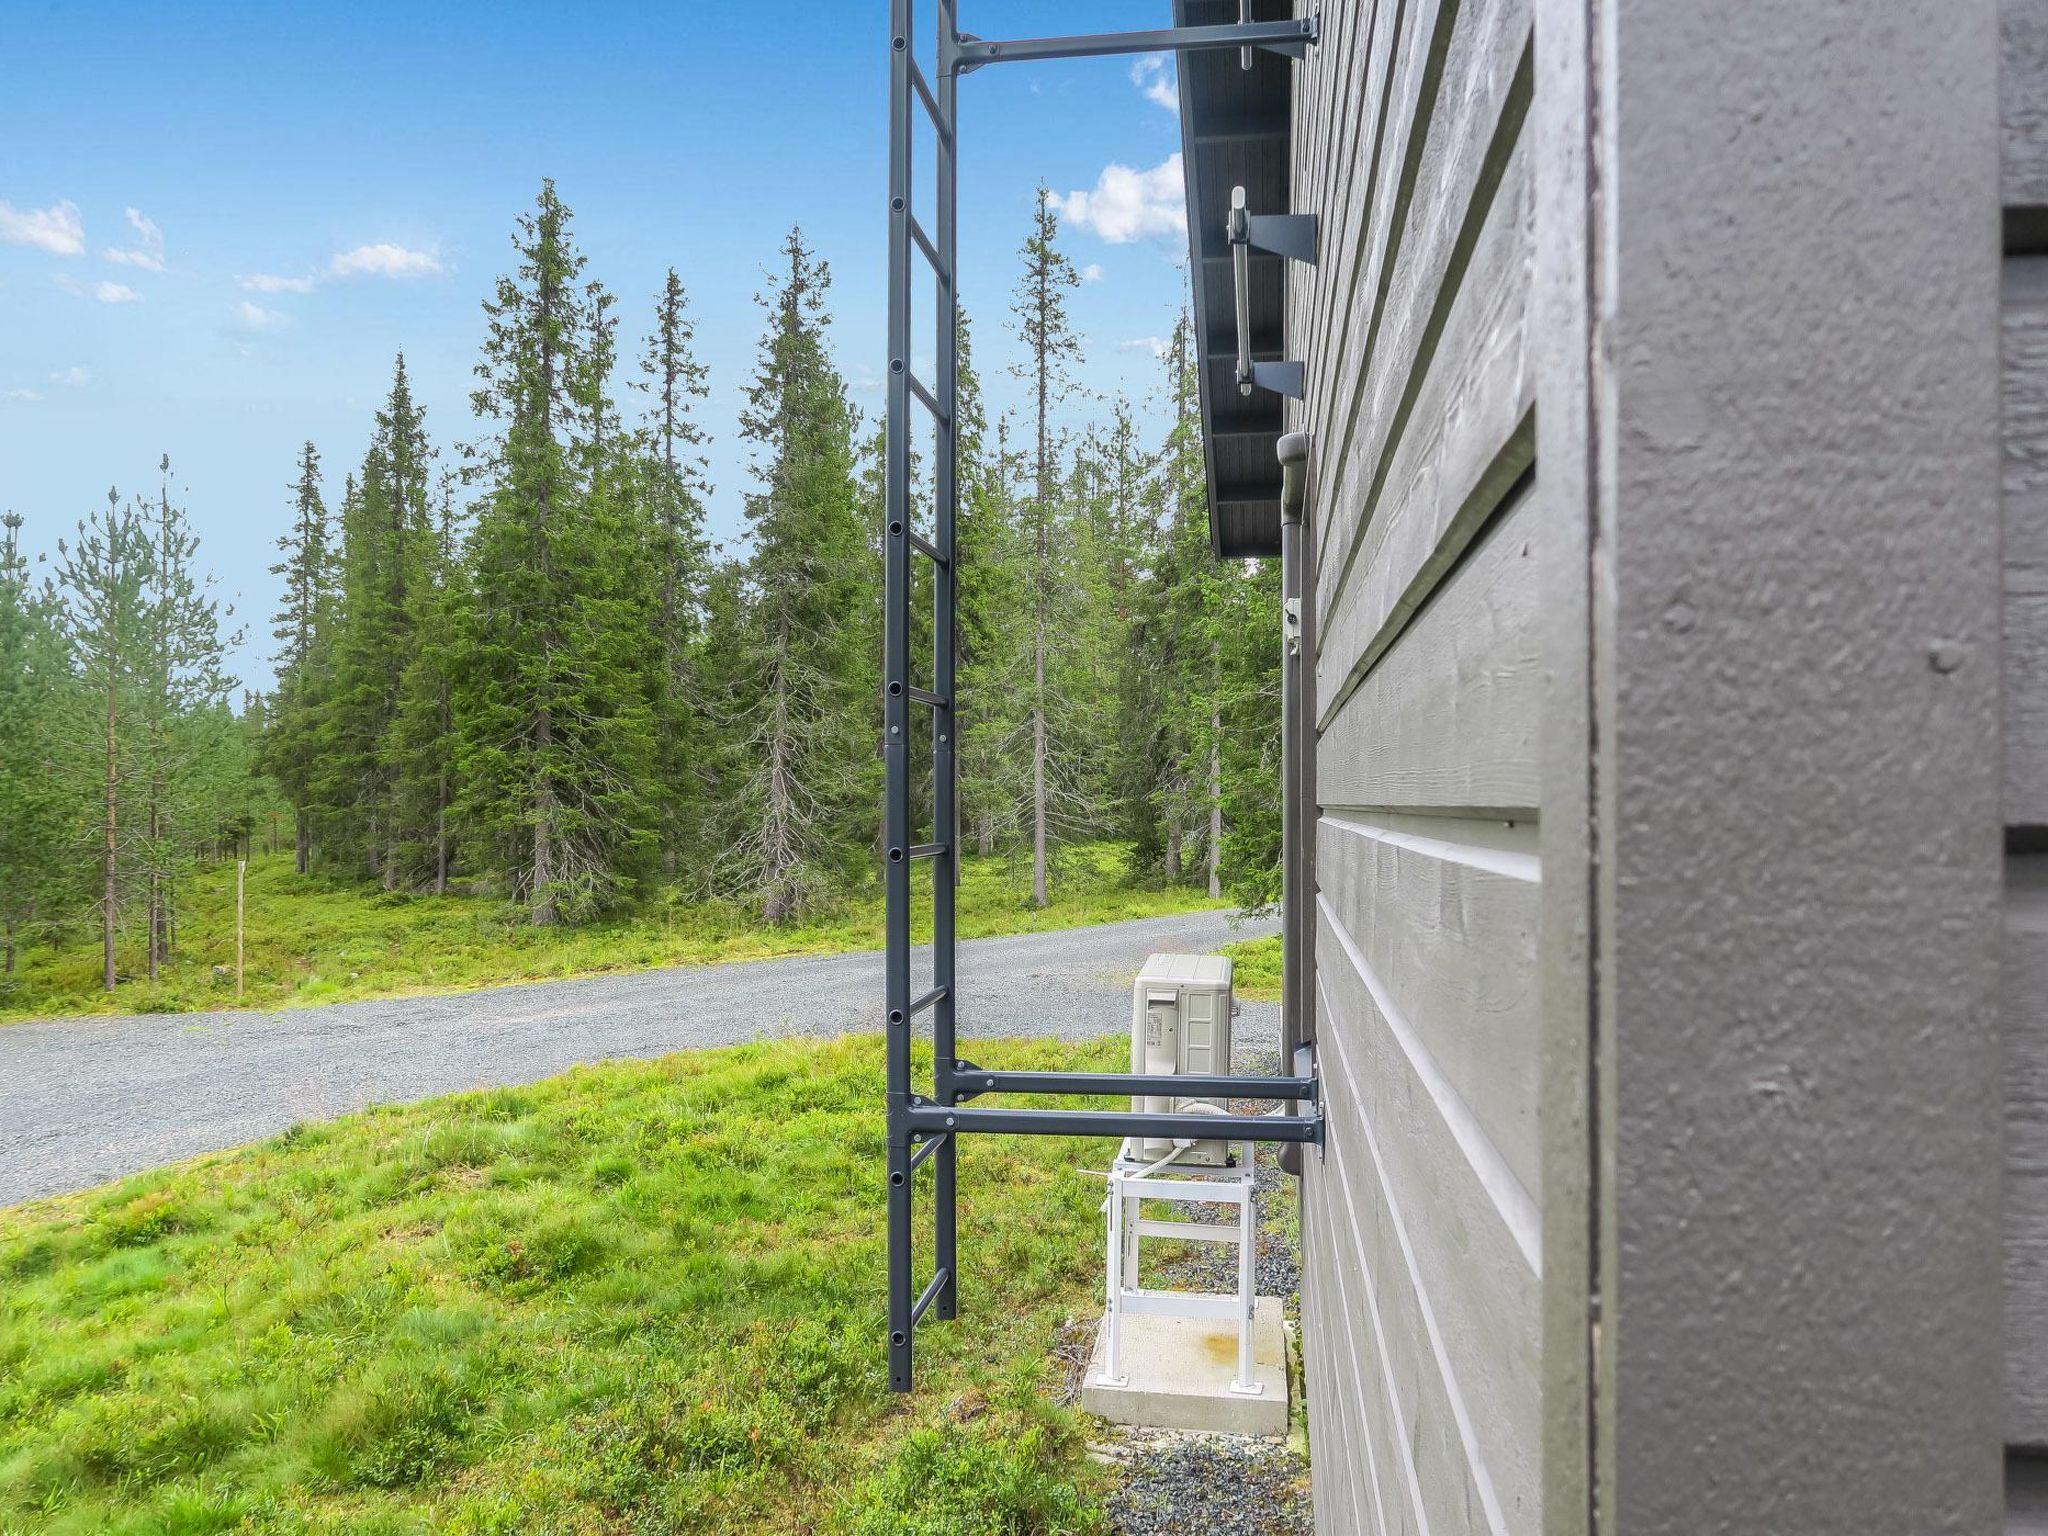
[1081,1298,1290,1437]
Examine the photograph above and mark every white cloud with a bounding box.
[0,198,85,256]
[235,300,286,331]
[1050,154,1185,244]
[1080,262,1105,284]
[103,207,164,270]
[329,242,442,280]
[56,273,142,303]
[1118,336,1170,359]
[49,366,89,387]
[1131,54,1178,113]
[240,271,317,294]
[4,388,44,403]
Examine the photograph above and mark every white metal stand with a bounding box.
[1096,1137,1264,1395]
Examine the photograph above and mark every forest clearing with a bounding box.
[0,841,1270,1024]
[0,183,1281,1022]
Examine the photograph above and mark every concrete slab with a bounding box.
[1080,1297,1290,1437]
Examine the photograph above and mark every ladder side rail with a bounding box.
[884,0,916,1396]
[931,0,962,1328]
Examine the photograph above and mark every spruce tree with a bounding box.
[1150,309,1212,881]
[721,226,874,922]
[1008,187,1087,905]
[322,357,434,882]
[454,179,658,923]
[385,472,467,892]
[264,441,329,872]
[632,268,713,879]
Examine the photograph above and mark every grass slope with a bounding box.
[0,1034,1127,1535]
[3,844,1225,1023]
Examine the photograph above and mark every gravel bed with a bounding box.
[1099,1432,1314,1536]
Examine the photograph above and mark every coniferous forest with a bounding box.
[0,182,1280,997]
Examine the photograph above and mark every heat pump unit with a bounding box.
[1131,953,1236,1166]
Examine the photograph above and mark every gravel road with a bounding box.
[0,908,1275,1207]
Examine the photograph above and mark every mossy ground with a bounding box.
[0,1034,1131,1534]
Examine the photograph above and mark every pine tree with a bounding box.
[455,179,658,923]
[134,457,238,978]
[720,227,874,922]
[54,489,151,991]
[264,441,329,872]
[0,513,76,979]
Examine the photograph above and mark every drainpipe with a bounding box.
[1277,430,1313,1176]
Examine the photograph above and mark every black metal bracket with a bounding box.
[1228,186,1311,399]
[944,1058,1315,1106]
[951,17,1318,75]
[1237,209,1320,267]
[1247,360,1305,399]
[909,1102,1323,1144]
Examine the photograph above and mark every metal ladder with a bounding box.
[882,0,1321,1394]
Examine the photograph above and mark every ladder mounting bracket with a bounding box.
[951,17,1318,75]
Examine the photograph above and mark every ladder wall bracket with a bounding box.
[952,17,1318,74]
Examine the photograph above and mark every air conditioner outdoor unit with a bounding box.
[1131,952,1236,1167]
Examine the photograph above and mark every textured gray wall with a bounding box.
[1534,2,2009,1533]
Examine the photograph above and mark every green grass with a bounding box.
[0,1034,1128,1535]
[3,843,1225,1023]
[1220,933,1280,1003]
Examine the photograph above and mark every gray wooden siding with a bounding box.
[2012,0,2048,1490]
[1290,0,1539,1528]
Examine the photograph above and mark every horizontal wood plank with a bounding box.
[1317,811,1541,1192]
[2006,258,2048,825]
[2010,855,2048,1447]
[1318,489,1542,815]
[1300,1166,1393,1534]
[1312,0,1534,609]
[1317,140,1536,710]
[2009,0,2048,210]
[1297,0,1407,452]
[1314,950,1541,1530]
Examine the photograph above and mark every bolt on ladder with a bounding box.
[883,0,1321,1394]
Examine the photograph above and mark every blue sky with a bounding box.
[0,2,1197,687]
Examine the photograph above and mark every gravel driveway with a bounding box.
[0,908,1275,1207]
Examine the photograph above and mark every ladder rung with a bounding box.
[908,984,947,1016]
[906,372,950,426]
[906,528,946,566]
[908,58,951,145]
[910,1265,952,1325]
[908,215,951,288]
[908,842,948,860]
[906,685,950,710]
